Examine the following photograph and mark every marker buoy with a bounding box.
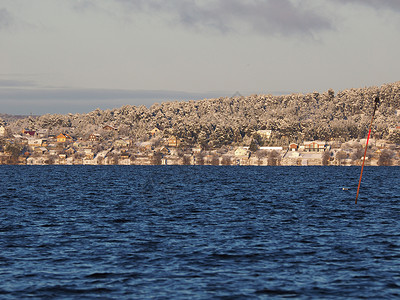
[355,96,380,204]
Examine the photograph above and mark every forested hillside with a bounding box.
[6,81,400,147]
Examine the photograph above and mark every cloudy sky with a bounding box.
[1,0,399,115]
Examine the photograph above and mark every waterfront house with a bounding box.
[235,147,250,156]
[83,148,94,160]
[303,141,326,152]
[0,152,11,164]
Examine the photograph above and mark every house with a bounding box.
[27,138,44,149]
[22,129,36,137]
[56,133,73,143]
[36,147,48,155]
[103,125,117,131]
[167,136,181,147]
[138,141,153,152]
[257,130,272,139]
[0,126,6,137]
[159,146,170,155]
[65,147,76,156]
[0,152,11,164]
[289,143,298,151]
[303,141,326,152]
[191,147,202,154]
[114,139,130,148]
[58,154,67,164]
[36,129,49,138]
[89,133,101,142]
[82,148,94,159]
[150,127,161,137]
[235,147,250,156]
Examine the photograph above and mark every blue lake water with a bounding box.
[0,166,399,299]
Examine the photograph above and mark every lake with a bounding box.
[0,166,399,299]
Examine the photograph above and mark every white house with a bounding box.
[0,126,6,137]
[257,130,272,139]
[235,147,250,156]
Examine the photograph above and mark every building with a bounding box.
[167,136,181,147]
[150,127,161,137]
[22,129,36,137]
[36,129,49,138]
[103,125,117,131]
[235,147,250,156]
[56,133,73,143]
[0,126,6,137]
[257,130,272,139]
[303,141,326,152]
[89,133,101,142]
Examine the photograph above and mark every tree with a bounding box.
[195,153,205,165]
[249,139,259,152]
[182,155,191,165]
[336,151,347,165]
[151,152,162,165]
[322,151,331,166]
[4,143,22,164]
[388,130,400,144]
[267,150,280,166]
[210,155,220,166]
[377,150,393,166]
[221,156,232,166]
[256,150,268,165]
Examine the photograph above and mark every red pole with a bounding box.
[355,97,380,204]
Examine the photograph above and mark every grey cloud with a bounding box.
[331,0,400,12]
[72,0,98,13]
[0,8,14,30]
[0,87,230,114]
[0,79,36,87]
[112,0,333,37]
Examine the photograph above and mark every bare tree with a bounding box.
[221,156,232,166]
[267,150,280,166]
[151,152,162,165]
[182,155,191,165]
[322,151,331,166]
[210,155,220,166]
[336,151,347,165]
[377,149,393,166]
[195,153,205,165]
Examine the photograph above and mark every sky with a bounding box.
[1,0,399,115]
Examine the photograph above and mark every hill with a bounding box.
[6,81,400,147]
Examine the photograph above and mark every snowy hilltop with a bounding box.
[1,81,399,165]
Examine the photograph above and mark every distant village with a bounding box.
[1,124,399,166]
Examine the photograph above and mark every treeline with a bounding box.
[6,81,400,147]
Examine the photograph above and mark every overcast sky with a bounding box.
[1,0,399,115]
